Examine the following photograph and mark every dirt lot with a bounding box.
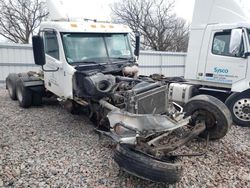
[0,86,249,188]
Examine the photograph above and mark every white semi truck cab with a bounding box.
[38,21,135,99]
[168,0,250,126]
[186,0,250,91]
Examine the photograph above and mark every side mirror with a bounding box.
[32,35,45,66]
[229,29,243,56]
[134,33,140,57]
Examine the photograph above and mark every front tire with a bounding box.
[113,144,182,183]
[184,95,232,140]
[225,90,250,127]
[16,78,32,108]
[6,73,19,100]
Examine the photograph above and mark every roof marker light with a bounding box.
[70,23,78,28]
[91,24,97,28]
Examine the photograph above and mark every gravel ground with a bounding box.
[0,87,249,188]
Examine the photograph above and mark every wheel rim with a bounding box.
[233,98,250,122]
[192,110,217,129]
[16,87,23,102]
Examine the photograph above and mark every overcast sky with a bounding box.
[1,0,250,42]
[53,0,195,22]
[58,0,250,22]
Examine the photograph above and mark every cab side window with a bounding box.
[44,31,59,60]
[212,31,244,57]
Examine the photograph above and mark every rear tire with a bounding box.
[184,95,232,140]
[16,78,32,108]
[225,90,250,127]
[113,144,182,184]
[6,74,19,100]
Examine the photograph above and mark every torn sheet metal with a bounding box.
[107,109,190,133]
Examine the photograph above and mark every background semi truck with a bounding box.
[168,0,250,127]
[4,0,233,183]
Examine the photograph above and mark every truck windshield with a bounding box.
[61,33,133,64]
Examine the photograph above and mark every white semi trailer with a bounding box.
[5,0,236,184]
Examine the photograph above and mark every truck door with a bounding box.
[204,29,248,85]
[43,30,64,97]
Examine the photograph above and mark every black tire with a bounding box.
[32,93,43,106]
[16,78,32,108]
[6,73,19,100]
[184,95,232,140]
[113,144,182,184]
[225,90,250,127]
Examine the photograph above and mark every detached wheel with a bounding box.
[113,144,182,184]
[6,73,19,100]
[225,90,250,127]
[16,78,32,108]
[184,95,232,140]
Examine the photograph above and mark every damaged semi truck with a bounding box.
[5,0,234,184]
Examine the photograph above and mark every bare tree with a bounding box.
[111,0,189,52]
[0,0,48,44]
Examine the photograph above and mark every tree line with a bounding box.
[0,0,189,52]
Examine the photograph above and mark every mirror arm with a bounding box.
[134,32,140,57]
[42,66,59,72]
